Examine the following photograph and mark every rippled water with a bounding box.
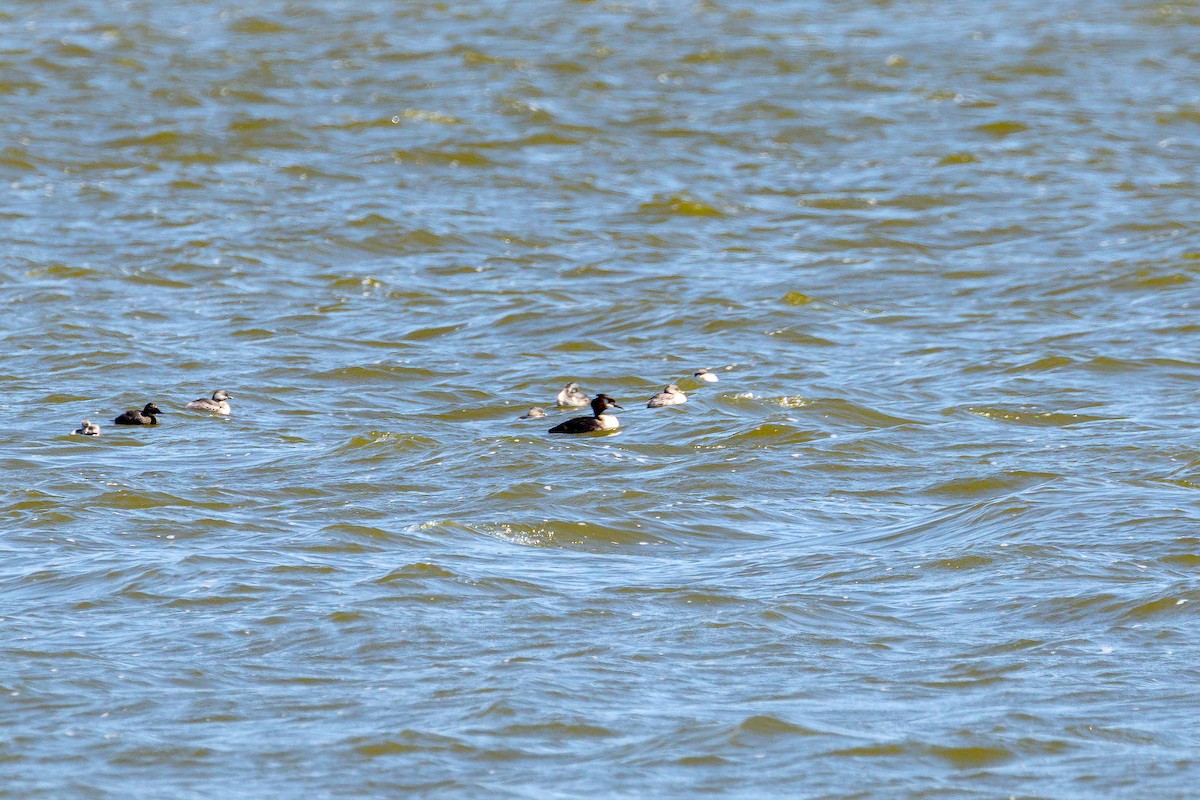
[3,0,1200,796]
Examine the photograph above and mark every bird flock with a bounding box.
[71,390,232,437]
[534,368,720,435]
[72,370,722,437]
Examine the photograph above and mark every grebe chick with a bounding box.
[114,403,162,426]
[73,420,101,436]
[186,389,232,415]
[520,407,547,419]
[647,384,687,408]
[556,382,591,407]
[693,368,719,383]
[549,394,622,434]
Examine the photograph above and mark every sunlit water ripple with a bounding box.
[2,0,1199,796]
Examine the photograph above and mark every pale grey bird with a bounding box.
[186,389,232,415]
[647,384,687,408]
[556,382,590,407]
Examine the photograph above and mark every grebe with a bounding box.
[549,394,622,434]
[114,403,162,426]
[552,381,590,407]
[556,382,591,407]
[73,420,101,436]
[186,389,232,415]
[647,384,687,407]
[520,407,548,419]
[693,368,719,383]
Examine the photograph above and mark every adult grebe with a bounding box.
[114,403,162,425]
[549,394,622,434]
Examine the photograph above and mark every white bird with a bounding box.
[693,368,719,383]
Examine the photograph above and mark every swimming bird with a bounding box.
[647,384,687,408]
[694,368,719,383]
[186,389,232,415]
[73,420,101,436]
[556,382,591,407]
[520,407,547,419]
[114,403,162,426]
[549,394,622,434]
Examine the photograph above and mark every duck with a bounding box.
[520,407,547,419]
[647,384,687,407]
[549,394,622,434]
[114,403,163,426]
[186,389,232,415]
[693,368,719,383]
[556,382,591,407]
[73,420,101,436]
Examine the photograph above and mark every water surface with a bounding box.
[2,0,1200,797]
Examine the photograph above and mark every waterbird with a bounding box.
[647,384,687,408]
[114,403,162,426]
[186,389,232,415]
[73,420,101,436]
[694,368,719,383]
[549,394,623,434]
[520,407,547,419]
[556,382,591,407]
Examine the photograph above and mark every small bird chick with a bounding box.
[73,420,101,436]
[647,384,687,408]
[556,382,591,407]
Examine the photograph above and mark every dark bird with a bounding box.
[114,403,163,426]
[549,394,623,434]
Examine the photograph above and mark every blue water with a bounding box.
[2,1,1199,796]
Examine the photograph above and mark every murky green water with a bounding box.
[3,0,1199,796]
